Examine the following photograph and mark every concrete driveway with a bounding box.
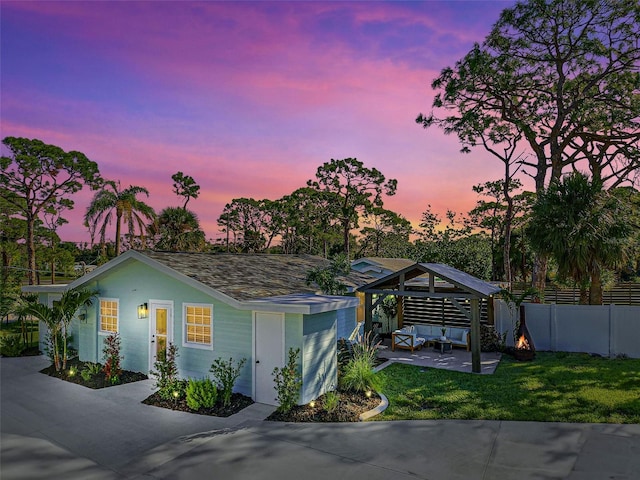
[2,355,639,480]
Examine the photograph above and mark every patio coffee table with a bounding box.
[433,339,452,354]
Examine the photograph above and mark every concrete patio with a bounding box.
[375,337,502,374]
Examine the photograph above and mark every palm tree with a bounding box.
[526,172,632,304]
[84,181,156,256]
[19,288,96,371]
[150,207,206,252]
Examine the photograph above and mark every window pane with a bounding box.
[100,299,118,333]
[156,309,167,335]
[185,304,212,345]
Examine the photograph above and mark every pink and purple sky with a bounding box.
[1,0,519,244]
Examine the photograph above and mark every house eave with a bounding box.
[242,294,360,315]
[21,284,69,294]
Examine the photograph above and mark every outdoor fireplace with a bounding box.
[513,304,535,361]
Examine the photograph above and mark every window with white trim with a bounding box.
[99,298,118,333]
[183,303,213,348]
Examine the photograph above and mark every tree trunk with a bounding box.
[490,232,497,280]
[26,214,36,285]
[503,219,512,286]
[579,284,589,305]
[520,230,527,282]
[530,149,552,300]
[53,334,61,372]
[343,221,350,257]
[503,164,514,286]
[1,250,9,287]
[589,268,603,305]
[532,254,548,300]
[115,213,122,256]
[62,326,68,370]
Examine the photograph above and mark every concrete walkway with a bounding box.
[2,356,639,479]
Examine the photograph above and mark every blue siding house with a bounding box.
[25,251,370,405]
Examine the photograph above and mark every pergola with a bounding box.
[357,263,501,373]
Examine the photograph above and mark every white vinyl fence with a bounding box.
[494,300,640,358]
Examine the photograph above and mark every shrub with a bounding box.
[337,338,353,374]
[323,389,340,413]
[152,343,182,400]
[480,324,506,352]
[340,332,381,394]
[340,355,380,393]
[80,362,101,382]
[351,331,380,366]
[186,378,218,410]
[102,333,122,384]
[272,348,303,413]
[210,357,246,407]
[338,331,380,376]
[0,335,24,357]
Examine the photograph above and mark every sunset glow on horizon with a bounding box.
[1,0,519,245]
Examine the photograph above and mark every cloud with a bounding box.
[2,0,516,244]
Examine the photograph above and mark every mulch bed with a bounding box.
[40,358,380,422]
[40,357,147,389]
[267,390,380,422]
[142,391,254,417]
[40,357,254,416]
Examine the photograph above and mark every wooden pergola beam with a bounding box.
[364,292,373,335]
[361,289,477,299]
[449,298,472,321]
[371,294,387,310]
[470,298,481,373]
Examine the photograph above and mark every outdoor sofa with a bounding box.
[392,324,470,351]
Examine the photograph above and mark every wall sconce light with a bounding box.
[77,306,87,323]
[137,303,149,319]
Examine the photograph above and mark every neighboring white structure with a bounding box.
[351,257,416,279]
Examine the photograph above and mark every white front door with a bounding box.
[149,301,173,373]
[254,312,285,405]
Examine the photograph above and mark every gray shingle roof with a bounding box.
[355,257,416,272]
[141,251,373,301]
[419,263,501,298]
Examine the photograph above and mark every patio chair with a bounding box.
[392,327,425,352]
[348,321,365,344]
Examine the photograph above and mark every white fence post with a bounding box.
[550,303,557,352]
[609,304,615,357]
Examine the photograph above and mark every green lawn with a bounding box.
[0,319,39,336]
[0,320,40,354]
[375,352,640,423]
